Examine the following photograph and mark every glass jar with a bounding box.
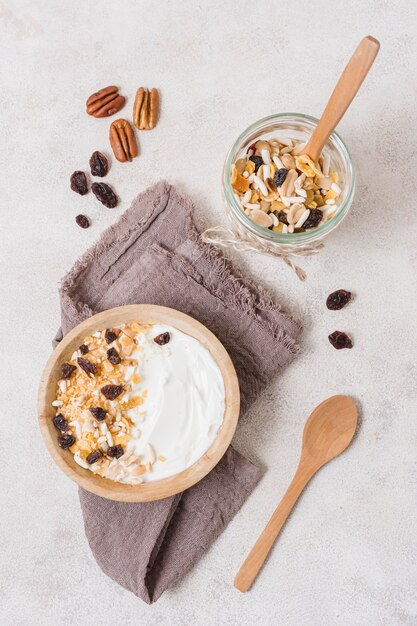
[203,113,355,279]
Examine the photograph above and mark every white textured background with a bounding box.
[1,1,416,624]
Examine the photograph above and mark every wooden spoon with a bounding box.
[234,395,358,592]
[303,36,380,162]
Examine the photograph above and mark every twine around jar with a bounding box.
[201,204,324,281]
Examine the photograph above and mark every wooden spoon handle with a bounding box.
[234,462,315,592]
[303,36,380,162]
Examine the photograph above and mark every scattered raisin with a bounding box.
[247,143,257,154]
[154,332,170,345]
[89,407,107,422]
[107,444,124,459]
[107,347,121,365]
[326,289,352,310]
[86,449,103,464]
[274,168,288,187]
[79,344,89,355]
[249,155,263,173]
[61,362,76,379]
[303,209,323,229]
[277,210,289,225]
[328,331,353,350]
[101,384,124,400]
[89,151,109,177]
[105,328,120,344]
[92,182,118,208]
[77,357,98,378]
[53,413,69,432]
[58,433,76,449]
[70,171,88,195]
[75,214,90,229]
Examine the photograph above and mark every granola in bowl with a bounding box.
[231,136,341,234]
[51,322,225,485]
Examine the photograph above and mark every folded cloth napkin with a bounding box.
[54,181,301,603]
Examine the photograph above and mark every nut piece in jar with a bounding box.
[86,86,125,118]
[109,119,138,163]
[231,137,341,234]
[133,87,159,130]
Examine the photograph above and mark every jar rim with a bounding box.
[223,112,356,246]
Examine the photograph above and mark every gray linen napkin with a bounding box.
[54,181,301,603]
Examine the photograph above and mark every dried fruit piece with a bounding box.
[101,384,124,400]
[107,444,124,459]
[107,347,121,365]
[79,344,89,355]
[89,151,109,177]
[109,119,138,163]
[133,87,159,130]
[277,210,289,225]
[70,171,88,196]
[58,433,76,449]
[91,182,118,208]
[75,214,90,229]
[274,168,288,187]
[249,155,263,173]
[86,449,103,464]
[89,407,107,422]
[328,331,353,350]
[326,290,352,310]
[303,208,323,229]
[77,357,98,378]
[154,332,170,345]
[296,154,322,177]
[61,362,76,379]
[231,166,249,193]
[86,86,125,118]
[53,414,69,432]
[105,328,120,344]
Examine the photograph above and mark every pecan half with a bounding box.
[86,86,125,118]
[109,119,138,162]
[133,87,159,130]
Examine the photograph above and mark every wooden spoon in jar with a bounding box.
[234,395,358,593]
[303,36,380,162]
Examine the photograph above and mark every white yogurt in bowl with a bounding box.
[124,324,225,482]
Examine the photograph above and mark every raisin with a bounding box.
[154,332,170,345]
[92,182,118,208]
[107,444,124,459]
[328,331,353,350]
[303,209,323,229]
[77,357,98,378]
[107,347,121,365]
[70,171,88,195]
[89,407,107,422]
[273,168,288,187]
[79,344,89,355]
[247,143,257,154]
[326,289,352,310]
[53,413,69,432]
[277,210,289,225]
[89,151,109,177]
[61,362,76,380]
[101,384,124,400]
[105,328,120,344]
[75,214,90,229]
[58,433,76,449]
[249,155,263,173]
[86,449,103,464]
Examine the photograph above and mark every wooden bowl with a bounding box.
[38,305,240,502]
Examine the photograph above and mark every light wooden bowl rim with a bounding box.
[38,305,240,502]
